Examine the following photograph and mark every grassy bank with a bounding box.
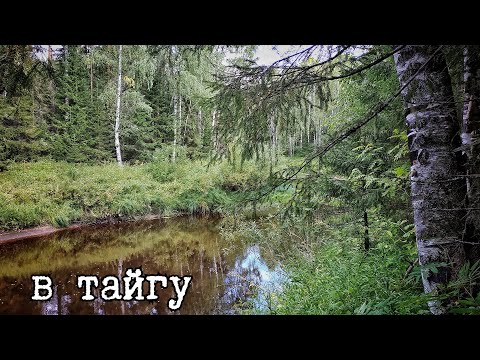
[221,207,429,314]
[0,159,269,231]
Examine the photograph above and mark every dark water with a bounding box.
[0,217,285,315]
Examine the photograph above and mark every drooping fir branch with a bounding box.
[212,46,408,166]
[0,45,55,98]
[219,45,405,97]
[247,45,443,202]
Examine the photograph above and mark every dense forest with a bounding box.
[0,45,479,315]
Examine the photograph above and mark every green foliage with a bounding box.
[0,45,225,165]
[318,56,409,219]
[1,45,477,315]
[0,96,46,168]
[47,45,100,162]
[0,159,265,231]
[222,210,426,315]
[119,90,155,161]
[0,45,47,97]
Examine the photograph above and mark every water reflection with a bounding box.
[0,217,285,315]
[220,245,286,314]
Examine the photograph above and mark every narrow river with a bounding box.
[0,216,285,314]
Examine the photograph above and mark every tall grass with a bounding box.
[0,159,269,231]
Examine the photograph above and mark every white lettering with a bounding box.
[101,276,122,300]
[168,275,192,310]
[77,275,99,300]
[123,268,145,300]
[145,275,168,300]
[31,275,53,300]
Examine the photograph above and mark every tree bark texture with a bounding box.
[114,45,123,166]
[462,45,480,261]
[394,45,467,314]
[172,94,178,162]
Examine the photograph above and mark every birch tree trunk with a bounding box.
[268,114,276,173]
[64,45,70,122]
[462,45,480,261]
[394,45,467,314]
[172,94,177,162]
[184,99,190,140]
[90,46,94,101]
[212,110,217,152]
[198,107,203,148]
[178,95,182,145]
[114,45,123,166]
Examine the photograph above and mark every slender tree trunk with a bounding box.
[178,95,182,145]
[184,99,190,141]
[114,45,123,166]
[273,110,279,164]
[275,127,279,163]
[47,45,53,61]
[394,45,467,314]
[64,45,69,122]
[90,46,94,101]
[198,107,203,148]
[462,45,480,262]
[172,94,177,162]
[307,93,312,144]
[363,210,370,252]
[317,118,322,171]
[269,114,276,173]
[212,110,217,151]
[117,258,125,315]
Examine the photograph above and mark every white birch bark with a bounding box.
[212,110,217,151]
[64,45,70,122]
[172,94,177,162]
[198,107,203,145]
[114,45,123,166]
[178,95,182,145]
[90,46,94,101]
[394,45,467,314]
